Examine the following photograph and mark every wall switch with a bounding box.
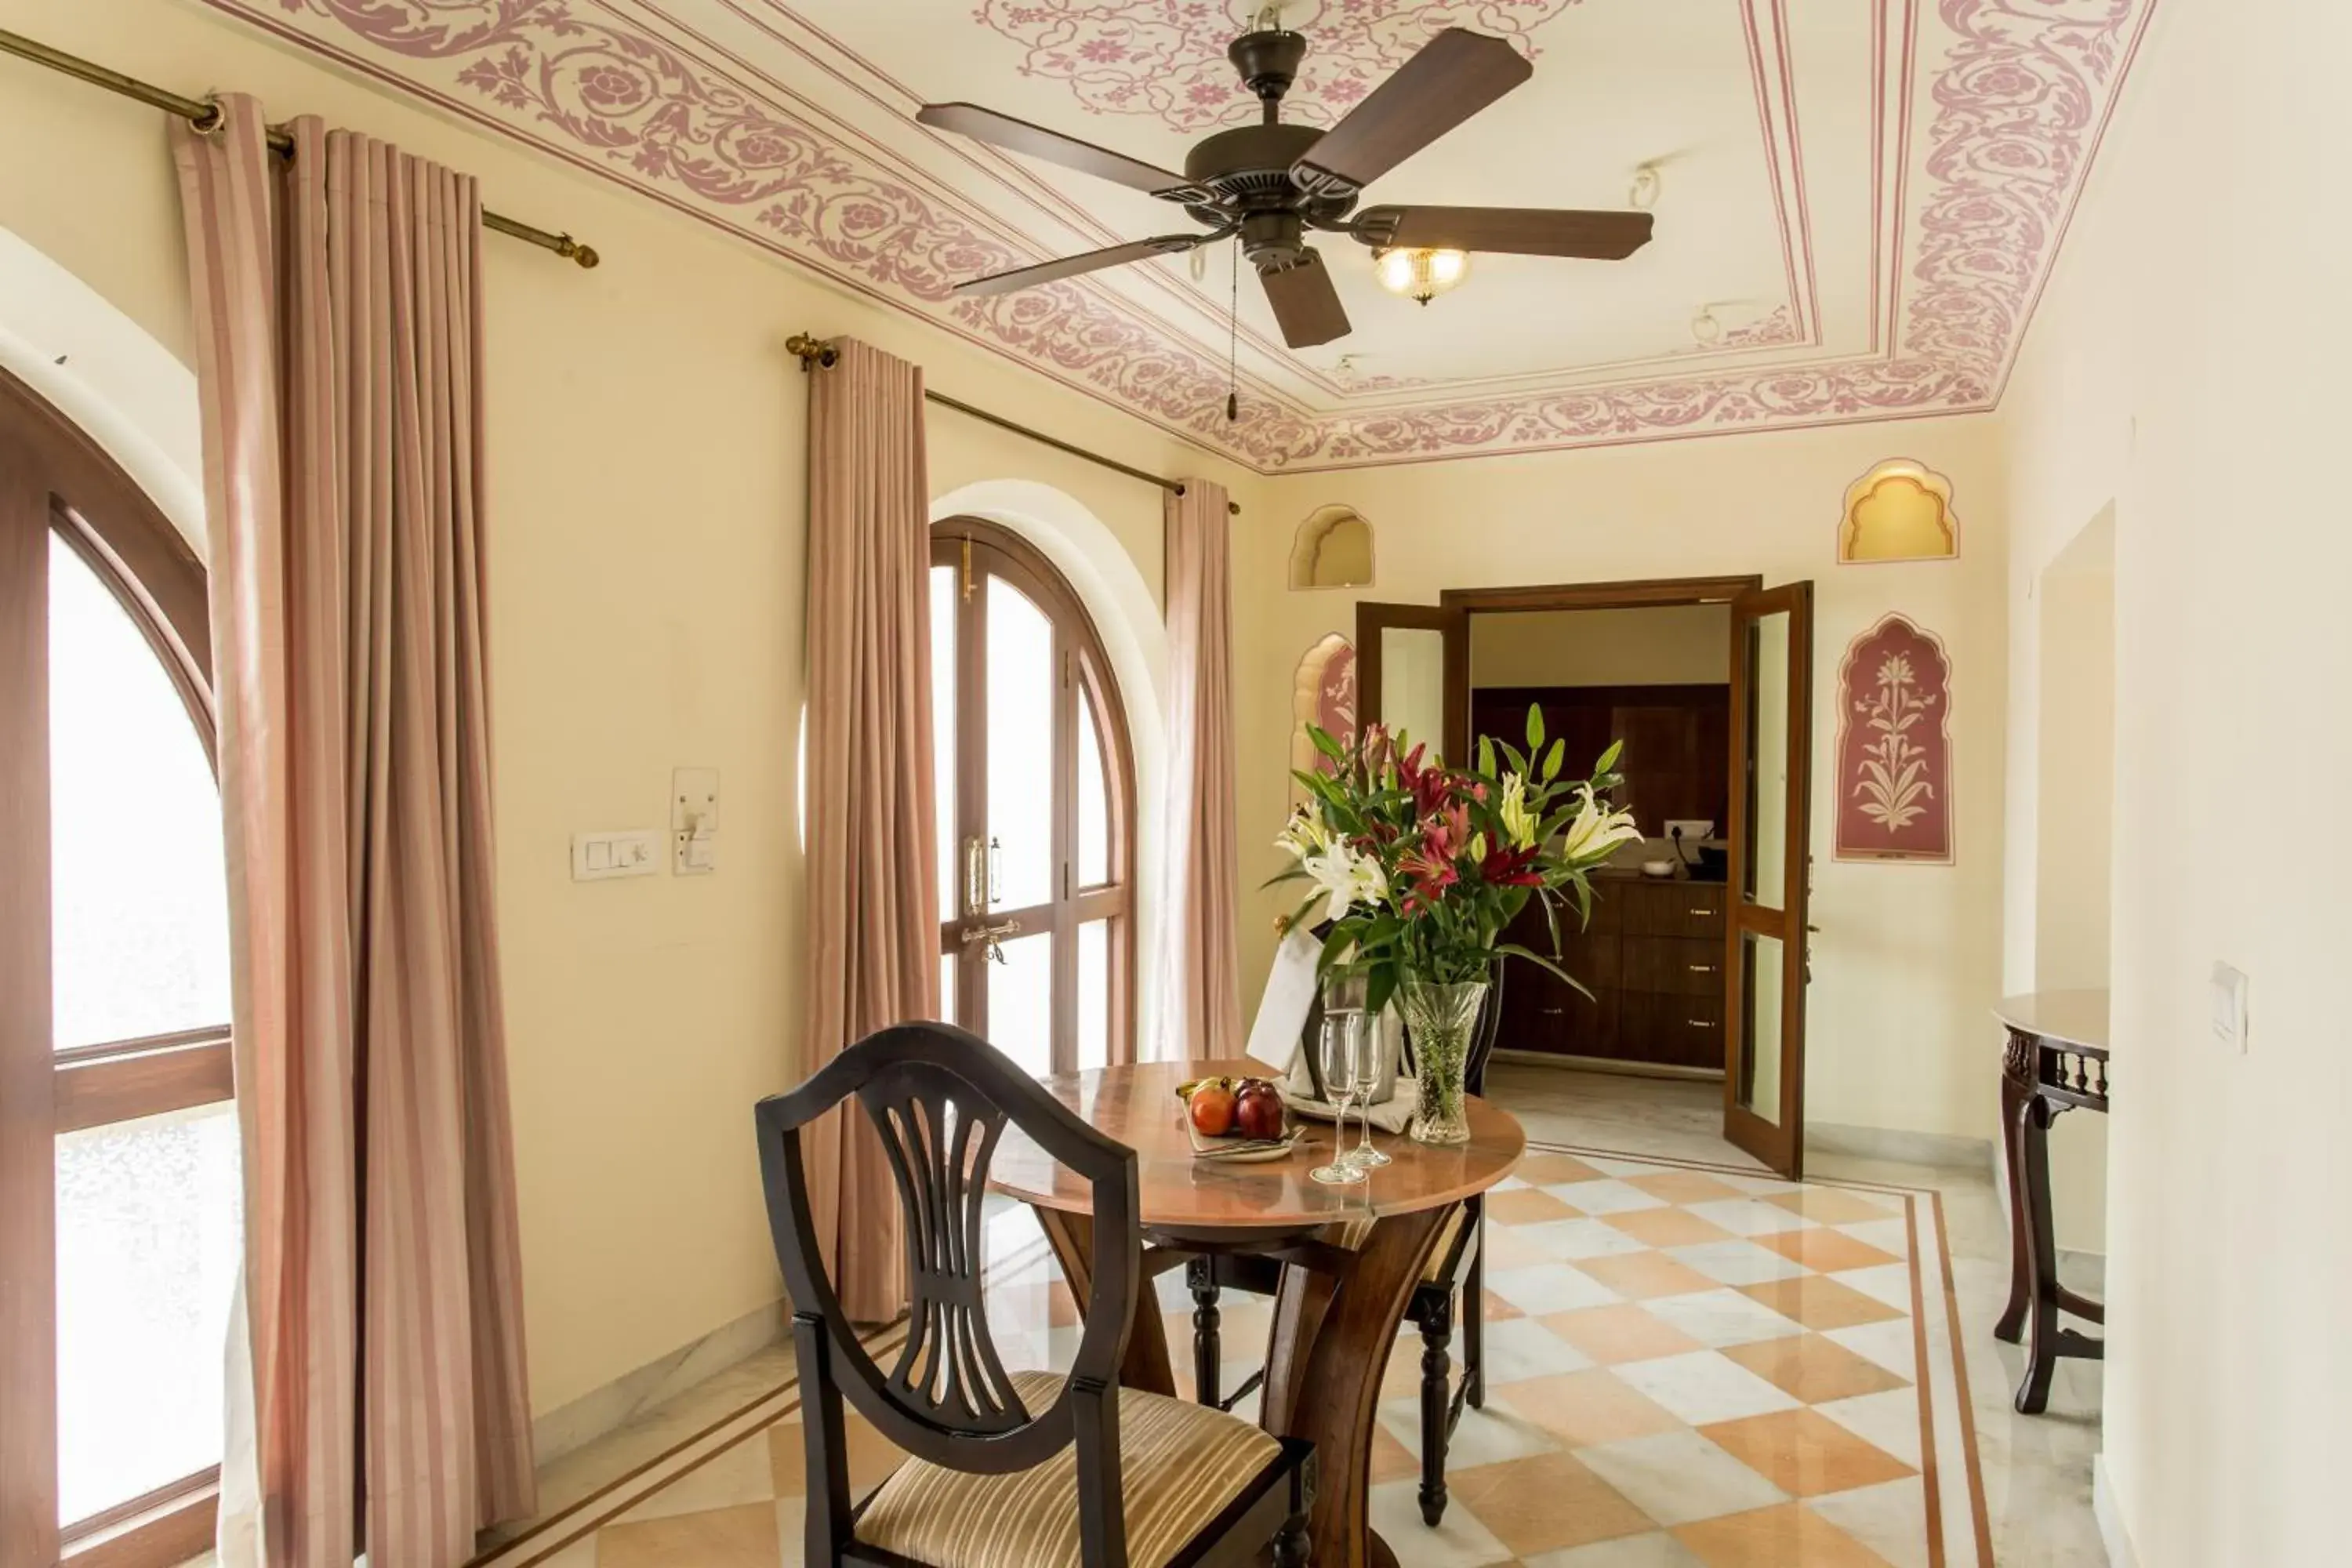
[2210,960,2249,1054]
[673,767,720,876]
[572,829,659,881]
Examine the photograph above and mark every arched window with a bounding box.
[2,368,232,1557]
[931,520,1136,1073]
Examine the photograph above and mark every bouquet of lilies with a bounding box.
[1272,707,1642,1014]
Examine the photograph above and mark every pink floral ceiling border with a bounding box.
[204,0,2155,473]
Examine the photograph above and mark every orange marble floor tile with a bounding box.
[1623,1170,1748,1205]
[769,1411,907,1499]
[1494,1368,1686,1448]
[1698,1408,1918,1497]
[1539,1304,1708,1366]
[1368,1419,1417,1483]
[596,1501,782,1568]
[1719,1333,1911,1404]
[1763,1188,1897,1226]
[1754,1227,1901,1274]
[1602,1207,1738,1250]
[1572,1250,1722,1302]
[1483,1225,1555,1272]
[1444,1450,1655,1556]
[1735,1275,1906,1333]
[1674,1503,1894,1567]
[1487,1187,1587,1225]
[1515,1152,1608,1185]
[1481,1287,1526,1323]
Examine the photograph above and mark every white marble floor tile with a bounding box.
[1477,1316,1599,1382]
[1682,1197,1818,1238]
[1639,1287,1804,1348]
[1835,1261,1918,1310]
[1805,1476,1932,1568]
[1812,1387,1926,1469]
[1821,1318,1919,1377]
[1669,1238,1810,1287]
[1517,1216,1656,1261]
[1547,1178,1672,1214]
[1612,1350,1803,1425]
[614,1432,775,1523]
[1712,1171,1804,1196]
[1487,1261,1626,1316]
[1381,1396,1562,1466]
[1367,1478,1518,1566]
[1574,1428,1788,1526]
[1835,1216,1912,1256]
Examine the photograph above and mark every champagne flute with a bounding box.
[1350,1007,1392,1168]
[1310,1008,1367,1186]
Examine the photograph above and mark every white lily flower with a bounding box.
[1555,784,1644,866]
[1304,841,1387,923]
[1498,774,1539,850]
[1275,808,1333,862]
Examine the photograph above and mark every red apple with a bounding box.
[1189,1080,1237,1137]
[1234,1079,1285,1141]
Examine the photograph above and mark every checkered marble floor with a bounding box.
[471,1145,1989,1568]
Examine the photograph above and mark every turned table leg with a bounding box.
[1187,1257,1222,1408]
[2013,1092,2063,1415]
[1994,1040,2034,1345]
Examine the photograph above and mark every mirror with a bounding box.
[1380,625,1449,758]
[1743,610,1791,911]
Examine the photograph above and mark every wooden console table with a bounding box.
[1993,989,2109,1413]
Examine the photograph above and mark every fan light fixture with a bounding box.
[1374,246,1470,305]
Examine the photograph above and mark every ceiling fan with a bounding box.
[916,22,1655,349]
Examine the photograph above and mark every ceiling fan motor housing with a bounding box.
[1227,28,1308,107]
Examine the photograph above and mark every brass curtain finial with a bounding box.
[786,333,840,370]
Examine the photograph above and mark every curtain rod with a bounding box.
[0,26,599,268]
[788,334,1240,515]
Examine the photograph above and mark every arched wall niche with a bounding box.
[1287,503,1374,590]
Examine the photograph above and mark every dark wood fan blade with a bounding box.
[1290,30,1533,199]
[953,234,1207,297]
[1355,205,1654,260]
[918,103,1205,200]
[1259,249,1352,349]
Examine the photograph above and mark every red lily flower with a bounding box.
[1479,843,1544,887]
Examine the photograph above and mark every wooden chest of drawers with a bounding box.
[1498,877,1728,1073]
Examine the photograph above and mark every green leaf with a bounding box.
[1308,725,1348,763]
[1495,942,1594,999]
[1592,738,1624,776]
[1365,967,1397,1017]
[1542,738,1565,782]
[1477,735,1495,780]
[1524,702,1545,752]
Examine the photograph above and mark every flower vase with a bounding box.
[1399,977,1488,1145]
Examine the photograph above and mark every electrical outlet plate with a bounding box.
[1664,818,1716,844]
[2210,960,2249,1054]
[673,767,719,875]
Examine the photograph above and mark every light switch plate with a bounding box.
[673,767,720,876]
[2210,960,2249,1054]
[572,829,659,881]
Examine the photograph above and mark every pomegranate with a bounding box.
[1188,1080,1238,1138]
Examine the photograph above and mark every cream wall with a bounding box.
[1235,419,2009,1144]
[0,0,1265,1418]
[1997,0,2351,1559]
[1469,604,1732,689]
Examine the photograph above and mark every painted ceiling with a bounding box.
[201,0,2156,473]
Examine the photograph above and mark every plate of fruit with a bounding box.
[1176,1076,1305,1162]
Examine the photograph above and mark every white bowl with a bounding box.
[1640,858,1677,879]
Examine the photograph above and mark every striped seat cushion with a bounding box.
[855,1370,1280,1568]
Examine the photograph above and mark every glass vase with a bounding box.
[1399,977,1487,1145]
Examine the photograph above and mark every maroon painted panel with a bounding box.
[1834,614,1954,863]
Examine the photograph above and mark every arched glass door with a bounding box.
[3,376,234,1563]
[931,521,1134,1074]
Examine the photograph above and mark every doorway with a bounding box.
[1356,575,1817,1177]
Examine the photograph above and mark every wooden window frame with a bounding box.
[2,368,227,1564]
[931,518,1139,1070]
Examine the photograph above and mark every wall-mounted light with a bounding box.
[1628,162,1662,211]
[1690,305,1722,345]
[1374,246,1470,306]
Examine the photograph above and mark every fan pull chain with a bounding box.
[1226,245,1240,423]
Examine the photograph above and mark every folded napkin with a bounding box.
[1243,925,1323,1074]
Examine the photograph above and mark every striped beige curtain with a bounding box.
[1156,480,1243,1059]
[172,97,535,1566]
[798,337,938,1323]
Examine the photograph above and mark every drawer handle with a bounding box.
[1688,964,1717,974]
[1539,1007,1565,1016]
[1687,1018,1718,1029]
[1688,907,1715,917]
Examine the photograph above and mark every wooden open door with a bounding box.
[1354,601,1469,763]
[1723,582,1815,1176]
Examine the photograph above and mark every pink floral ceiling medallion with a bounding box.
[975,2,1584,132]
[1834,614,1954,865]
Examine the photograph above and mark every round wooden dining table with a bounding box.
[991,1059,1526,1568]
